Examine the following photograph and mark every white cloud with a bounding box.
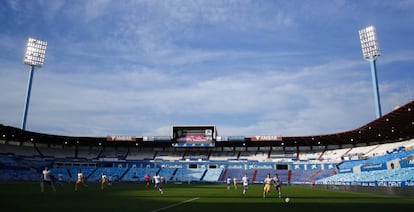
[1,0,413,138]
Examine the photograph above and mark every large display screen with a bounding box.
[172,125,216,147]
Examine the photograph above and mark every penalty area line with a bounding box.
[151,197,200,212]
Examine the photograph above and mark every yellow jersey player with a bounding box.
[263,173,273,198]
[101,172,108,190]
[75,169,88,191]
[233,176,238,189]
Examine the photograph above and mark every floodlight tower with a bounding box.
[21,37,47,130]
[359,25,382,118]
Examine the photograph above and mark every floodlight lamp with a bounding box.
[359,26,380,60]
[23,37,47,67]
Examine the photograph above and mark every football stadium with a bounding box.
[1,100,414,211]
[2,1,414,212]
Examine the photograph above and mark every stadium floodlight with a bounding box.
[21,37,47,130]
[359,25,382,118]
[24,38,47,67]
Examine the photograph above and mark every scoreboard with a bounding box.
[172,125,216,147]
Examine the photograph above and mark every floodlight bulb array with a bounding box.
[23,37,47,67]
[359,26,380,60]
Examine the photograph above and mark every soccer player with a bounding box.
[226,176,231,190]
[101,172,108,190]
[153,173,163,194]
[242,173,249,195]
[233,176,238,189]
[108,174,113,186]
[57,172,64,186]
[263,173,273,198]
[273,173,282,198]
[144,173,151,189]
[40,167,56,192]
[75,169,88,191]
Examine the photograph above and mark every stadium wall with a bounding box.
[314,184,414,198]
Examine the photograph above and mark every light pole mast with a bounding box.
[21,37,47,130]
[359,26,382,118]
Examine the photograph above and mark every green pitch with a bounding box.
[0,182,413,212]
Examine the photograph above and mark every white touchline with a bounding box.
[151,197,200,212]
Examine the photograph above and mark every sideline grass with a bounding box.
[0,182,413,212]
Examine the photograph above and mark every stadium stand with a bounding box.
[0,100,413,195]
[126,148,154,160]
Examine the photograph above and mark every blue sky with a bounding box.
[0,0,413,138]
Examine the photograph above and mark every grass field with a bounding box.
[1,182,413,212]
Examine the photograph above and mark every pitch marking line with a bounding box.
[151,197,200,212]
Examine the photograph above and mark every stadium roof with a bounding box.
[1,100,413,148]
[282,100,414,147]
